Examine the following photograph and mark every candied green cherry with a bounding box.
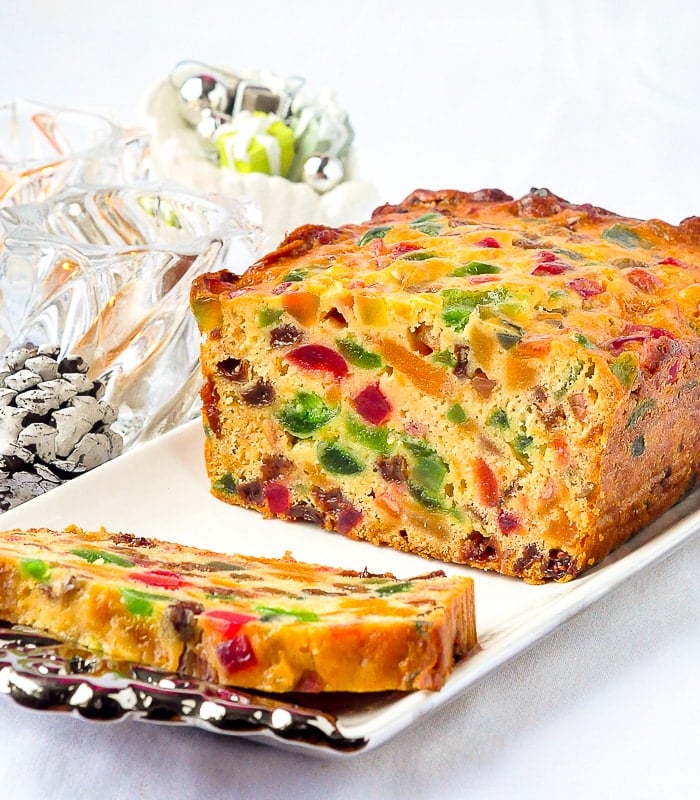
[358,225,392,246]
[411,454,448,493]
[70,548,134,568]
[602,224,646,250]
[336,337,383,370]
[432,349,457,368]
[401,250,436,261]
[283,267,307,282]
[258,306,284,327]
[277,392,338,437]
[407,482,448,511]
[610,352,639,389]
[446,403,466,424]
[514,434,534,455]
[572,331,596,349]
[346,415,393,455]
[120,587,170,617]
[487,408,509,430]
[441,287,511,332]
[375,581,414,596]
[409,212,445,236]
[317,441,364,475]
[255,605,320,622]
[212,473,237,494]
[20,558,51,582]
[450,261,502,277]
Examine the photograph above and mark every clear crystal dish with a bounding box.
[0,182,264,450]
[0,99,148,207]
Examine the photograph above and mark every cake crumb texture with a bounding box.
[0,525,476,692]
[191,188,700,583]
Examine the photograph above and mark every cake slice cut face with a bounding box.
[0,526,476,692]
[191,188,700,583]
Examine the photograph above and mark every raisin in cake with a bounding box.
[0,525,475,692]
[191,188,700,583]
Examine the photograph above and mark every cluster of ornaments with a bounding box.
[170,61,354,193]
[0,345,123,511]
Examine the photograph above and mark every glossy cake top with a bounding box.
[192,188,700,358]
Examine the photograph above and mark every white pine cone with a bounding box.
[0,345,123,511]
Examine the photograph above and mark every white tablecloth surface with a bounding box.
[1,2,699,797]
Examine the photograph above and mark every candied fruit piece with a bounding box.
[286,344,348,379]
[475,236,501,248]
[20,558,51,582]
[497,508,521,534]
[317,441,364,475]
[265,482,291,514]
[336,337,383,369]
[358,225,392,246]
[352,384,391,425]
[202,609,257,637]
[567,277,605,298]
[277,391,338,437]
[336,505,363,534]
[191,296,222,333]
[355,295,388,326]
[626,268,663,293]
[281,291,320,326]
[130,569,190,590]
[474,457,498,507]
[380,339,449,399]
[346,415,392,454]
[451,261,502,277]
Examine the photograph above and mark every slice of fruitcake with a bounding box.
[0,525,476,692]
[191,187,700,583]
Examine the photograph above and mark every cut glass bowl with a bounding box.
[0,182,263,449]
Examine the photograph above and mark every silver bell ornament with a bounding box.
[302,154,344,193]
[170,61,299,142]
[178,73,233,127]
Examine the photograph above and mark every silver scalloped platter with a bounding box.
[0,621,369,754]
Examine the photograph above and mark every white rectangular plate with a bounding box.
[1,419,699,758]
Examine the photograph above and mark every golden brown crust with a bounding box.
[192,188,700,583]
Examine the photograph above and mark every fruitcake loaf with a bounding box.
[0,525,475,692]
[190,187,700,583]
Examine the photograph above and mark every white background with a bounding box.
[1,1,699,798]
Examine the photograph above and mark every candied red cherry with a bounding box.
[626,268,662,293]
[388,242,422,257]
[337,506,363,534]
[217,635,256,671]
[532,262,568,276]
[497,508,521,534]
[203,271,239,294]
[265,482,291,514]
[475,236,501,248]
[352,384,391,425]
[285,344,348,379]
[566,277,604,298]
[130,569,190,590]
[658,256,683,267]
[203,610,257,637]
[474,457,498,507]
